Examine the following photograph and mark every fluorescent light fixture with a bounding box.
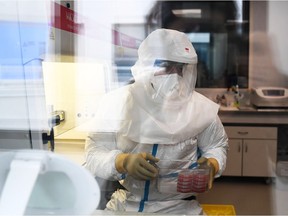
[186,33,210,43]
[172,9,202,18]
[226,19,249,24]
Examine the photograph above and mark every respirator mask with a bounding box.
[150,60,196,102]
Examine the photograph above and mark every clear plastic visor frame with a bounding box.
[150,61,197,100]
[153,60,188,77]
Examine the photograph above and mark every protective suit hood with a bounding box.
[89,86,219,144]
[133,29,197,70]
[123,85,219,144]
[131,29,198,104]
[90,29,219,144]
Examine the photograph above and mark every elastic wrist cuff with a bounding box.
[115,153,128,173]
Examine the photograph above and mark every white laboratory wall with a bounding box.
[249,1,288,88]
[75,0,156,58]
[0,0,50,22]
[113,0,155,24]
[267,4,288,212]
[267,1,288,77]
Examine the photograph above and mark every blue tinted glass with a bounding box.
[0,21,48,79]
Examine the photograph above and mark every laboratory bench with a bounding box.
[54,129,86,165]
[218,107,288,178]
[219,106,288,125]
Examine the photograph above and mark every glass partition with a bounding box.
[146,0,250,88]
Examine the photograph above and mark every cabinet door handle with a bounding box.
[238,131,248,135]
[245,144,248,153]
[238,144,241,152]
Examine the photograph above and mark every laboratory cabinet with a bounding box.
[223,126,277,177]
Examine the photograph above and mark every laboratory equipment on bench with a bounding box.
[0,150,100,215]
[250,87,288,108]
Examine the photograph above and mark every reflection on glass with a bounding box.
[145,0,250,88]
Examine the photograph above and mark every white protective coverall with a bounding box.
[85,29,228,214]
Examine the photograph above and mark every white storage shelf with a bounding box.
[223,126,277,177]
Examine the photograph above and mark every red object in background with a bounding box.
[52,2,83,34]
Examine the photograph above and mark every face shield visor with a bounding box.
[150,60,197,102]
[131,29,198,103]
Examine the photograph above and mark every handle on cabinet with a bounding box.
[245,143,248,153]
[238,143,241,152]
[238,131,248,135]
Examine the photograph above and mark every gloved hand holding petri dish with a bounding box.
[197,157,217,189]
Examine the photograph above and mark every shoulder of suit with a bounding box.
[192,91,220,112]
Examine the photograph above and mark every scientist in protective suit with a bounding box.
[85,29,228,214]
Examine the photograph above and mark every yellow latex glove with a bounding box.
[115,152,159,181]
[197,157,219,190]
